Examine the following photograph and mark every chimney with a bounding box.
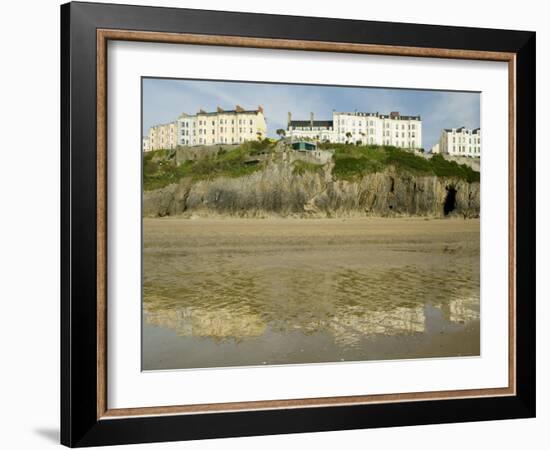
[390,111,400,119]
[216,106,223,113]
[287,112,292,126]
[235,105,244,112]
[198,109,206,114]
[258,105,264,114]
[310,112,314,127]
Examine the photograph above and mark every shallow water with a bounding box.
[142,217,480,370]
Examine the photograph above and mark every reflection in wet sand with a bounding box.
[142,217,480,369]
[145,303,267,340]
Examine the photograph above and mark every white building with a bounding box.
[177,105,267,146]
[438,127,481,157]
[287,111,422,149]
[142,136,150,152]
[143,121,178,151]
[286,112,336,142]
[334,111,422,148]
[430,142,440,154]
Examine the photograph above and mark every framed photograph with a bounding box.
[61,1,536,447]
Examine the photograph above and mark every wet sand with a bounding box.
[142,217,480,370]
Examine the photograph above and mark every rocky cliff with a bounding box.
[143,161,480,218]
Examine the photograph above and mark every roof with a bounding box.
[335,111,421,120]
[196,109,261,116]
[443,126,481,133]
[379,114,421,120]
[149,121,177,129]
[334,111,379,117]
[289,120,333,128]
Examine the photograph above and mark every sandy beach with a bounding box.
[142,217,480,370]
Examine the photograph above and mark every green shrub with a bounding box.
[328,144,479,183]
[430,154,480,183]
[142,141,274,190]
[292,160,324,175]
[385,147,432,174]
[332,157,383,180]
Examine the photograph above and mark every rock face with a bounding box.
[143,163,480,218]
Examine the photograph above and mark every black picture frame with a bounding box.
[61,1,536,447]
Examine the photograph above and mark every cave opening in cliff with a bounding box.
[443,186,457,216]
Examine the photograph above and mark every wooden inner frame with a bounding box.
[96,29,517,420]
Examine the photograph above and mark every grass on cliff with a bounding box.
[292,160,324,175]
[144,141,479,191]
[143,140,275,190]
[328,144,479,183]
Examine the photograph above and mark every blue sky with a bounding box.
[142,78,480,151]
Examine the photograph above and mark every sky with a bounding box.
[142,78,480,151]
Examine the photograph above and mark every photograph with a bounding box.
[141,78,482,370]
[53,1,537,447]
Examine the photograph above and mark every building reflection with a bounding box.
[441,296,480,324]
[143,266,479,346]
[329,305,425,346]
[144,300,428,345]
[145,304,267,341]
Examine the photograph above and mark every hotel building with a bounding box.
[177,105,267,146]
[142,137,150,152]
[145,121,178,151]
[143,105,267,151]
[437,127,481,157]
[287,111,422,149]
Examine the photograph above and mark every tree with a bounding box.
[345,132,352,144]
[276,129,286,139]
